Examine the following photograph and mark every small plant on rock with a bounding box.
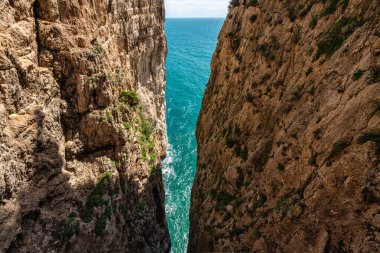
[352,69,364,80]
[59,215,80,243]
[325,140,350,166]
[230,0,240,7]
[119,90,139,106]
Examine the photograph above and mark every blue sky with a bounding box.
[166,0,230,18]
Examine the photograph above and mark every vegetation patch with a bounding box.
[306,67,313,76]
[357,132,380,155]
[321,0,340,16]
[248,189,267,214]
[59,215,80,243]
[257,36,279,60]
[81,171,112,223]
[99,111,114,124]
[325,141,350,166]
[137,112,156,169]
[316,17,360,59]
[357,132,380,144]
[352,69,364,80]
[223,212,232,222]
[292,26,301,44]
[229,0,240,7]
[135,201,146,216]
[367,67,380,84]
[373,101,380,113]
[250,14,258,23]
[225,125,237,148]
[88,44,105,59]
[119,90,139,106]
[234,143,248,161]
[210,189,234,211]
[94,205,113,236]
[363,187,380,205]
[277,163,285,172]
[309,14,318,29]
[247,0,258,7]
[231,223,245,237]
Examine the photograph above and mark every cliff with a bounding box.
[189,0,380,252]
[0,0,170,252]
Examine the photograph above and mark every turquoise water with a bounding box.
[162,18,224,252]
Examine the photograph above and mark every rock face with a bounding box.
[189,0,379,252]
[0,0,169,252]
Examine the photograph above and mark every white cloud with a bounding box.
[166,0,230,18]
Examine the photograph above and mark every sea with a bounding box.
[162,18,224,253]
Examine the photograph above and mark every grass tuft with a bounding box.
[316,17,360,59]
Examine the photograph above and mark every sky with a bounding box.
[166,0,230,18]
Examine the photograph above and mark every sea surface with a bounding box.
[162,18,224,252]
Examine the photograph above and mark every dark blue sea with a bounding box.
[162,18,224,252]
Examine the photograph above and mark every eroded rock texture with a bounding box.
[189,0,380,252]
[0,0,170,252]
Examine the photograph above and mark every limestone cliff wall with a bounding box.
[189,0,380,252]
[0,0,170,252]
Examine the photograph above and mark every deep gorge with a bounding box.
[1,0,379,252]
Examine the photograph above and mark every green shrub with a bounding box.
[149,165,158,174]
[247,0,258,7]
[210,190,233,211]
[141,115,153,139]
[59,216,80,243]
[88,45,105,59]
[292,26,301,44]
[275,196,289,218]
[231,223,245,236]
[342,0,349,9]
[204,224,212,233]
[306,67,313,76]
[94,205,113,236]
[352,69,364,80]
[363,187,380,205]
[234,143,248,161]
[136,201,146,214]
[81,171,112,223]
[230,0,240,7]
[309,14,318,29]
[240,145,248,161]
[309,154,317,166]
[367,67,380,84]
[357,132,380,144]
[373,101,380,113]
[249,189,267,213]
[124,122,131,130]
[138,112,156,164]
[99,111,114,124]
[325,141,350,166]
[119,90,139,106]
[250,14,258,22]
[223,213,232,221]
[225,125,237,148]
[246,93,254,102]
[321,0,339,16]
[316,17,360,59]
[277,163,285,172]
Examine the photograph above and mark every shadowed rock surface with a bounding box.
[189,0,380,252]
[0,0,170,252]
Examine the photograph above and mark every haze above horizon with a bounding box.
[166,0,230,18]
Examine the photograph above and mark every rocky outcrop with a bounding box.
[0,0,169,252]
[189,0,379,252]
